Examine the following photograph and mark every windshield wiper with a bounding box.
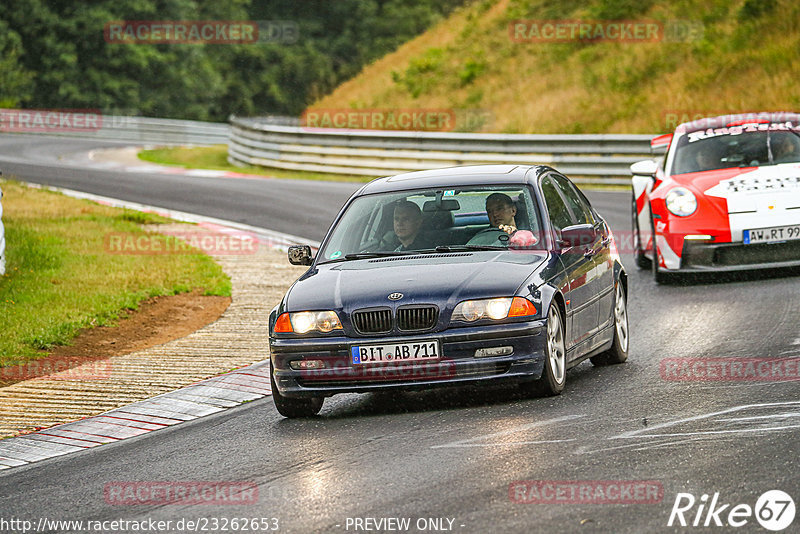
[430,245,507,252]
[317,251,411,264]
[343,251,410,260]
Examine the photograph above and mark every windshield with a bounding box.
[671,121,800,174]
[318,185,542,262]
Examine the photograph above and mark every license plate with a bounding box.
[744,224,800,244]
[351,340,439,365]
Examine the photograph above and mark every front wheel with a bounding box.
[650,214,671,284]
[522,304,566,397]
[271,363,324,418]
[590,282,629,366]
[632,192,651,270]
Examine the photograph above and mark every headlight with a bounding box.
[274,311,342,334]
[451,297,536,323]
[665,187,697,217]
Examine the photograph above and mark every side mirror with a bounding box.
[560,224,596,248]
[288,245,313,266]
[630,159,658,178]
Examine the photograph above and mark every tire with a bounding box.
[590,282,629,366]
[650,213,670,284]
[522,304,566,397]
[270,363,324,418]
[632,192,651,270]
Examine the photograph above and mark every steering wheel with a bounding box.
[467,227,508,245]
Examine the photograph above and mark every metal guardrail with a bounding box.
[228,116,655,184]
[2,115,230,146]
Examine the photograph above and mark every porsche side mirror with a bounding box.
[560,224,596,248]
[288,245,314,266]
[630,159,658,179]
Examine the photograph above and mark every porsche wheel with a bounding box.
[650,213,670,284]
[632,192,651,269]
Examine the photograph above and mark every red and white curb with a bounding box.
[0,361,271,470]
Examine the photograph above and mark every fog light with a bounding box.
[685,234,714,241]
[474,346,513,358]
[289,360,325,370]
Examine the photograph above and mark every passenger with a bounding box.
[694,149,717,171]
[392,201,430,251]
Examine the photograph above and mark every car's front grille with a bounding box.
[714,241,800,266]
[352,309,393,334]
[397,306,438,331]
[682,240,800,268]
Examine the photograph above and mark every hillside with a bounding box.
[311,0,800,134]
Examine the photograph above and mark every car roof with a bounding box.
[357,165,550,194]
[675,111,800,134]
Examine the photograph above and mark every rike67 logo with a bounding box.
[668,490,795,531]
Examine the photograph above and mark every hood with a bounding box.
[285,251,548,313]
[673,163,800,195]
[670,166,755,192]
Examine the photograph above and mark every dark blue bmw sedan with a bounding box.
[269,165,629,417]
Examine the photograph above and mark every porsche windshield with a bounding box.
[318,185,543,262]
[671,122,800,174]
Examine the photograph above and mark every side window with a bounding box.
[552,174,594,225]
[541,176,575,231]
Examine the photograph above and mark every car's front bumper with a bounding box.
[677,238,800,272]
[270,320,547,397]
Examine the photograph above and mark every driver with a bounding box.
[773,136,800,163]
[486,193,518,234]
[467,193,519,246]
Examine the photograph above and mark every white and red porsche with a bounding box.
[631,112,800,282]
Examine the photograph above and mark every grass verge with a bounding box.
[0,180,231,368]
[138,145,372,183]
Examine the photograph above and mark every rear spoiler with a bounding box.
[650,133,673,152]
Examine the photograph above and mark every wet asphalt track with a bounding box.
[0,134,798,533]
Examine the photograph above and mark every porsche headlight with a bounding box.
[665,187,697,217]
[274,311,342,334]
[451,297,536,323]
